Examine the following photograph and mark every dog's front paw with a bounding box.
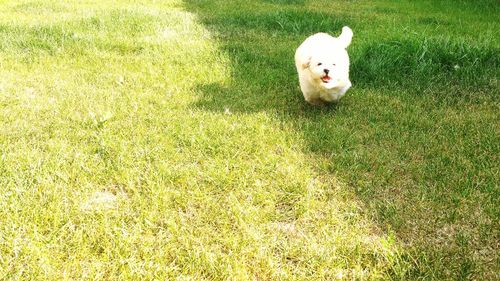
[305,96,326,106]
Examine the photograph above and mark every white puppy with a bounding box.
[295,26,353,105]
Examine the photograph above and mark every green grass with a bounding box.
[0,0,498,279]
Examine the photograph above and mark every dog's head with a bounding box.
[303,27,352,89]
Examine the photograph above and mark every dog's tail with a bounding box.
[338,26,353,48]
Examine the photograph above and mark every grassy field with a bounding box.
[0,0,498,279]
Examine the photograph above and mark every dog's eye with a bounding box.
[317,63,322,66]
[332,64,336,66]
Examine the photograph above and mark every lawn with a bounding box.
[0,0,498,279]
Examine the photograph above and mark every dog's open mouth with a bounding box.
[321,76,332,83]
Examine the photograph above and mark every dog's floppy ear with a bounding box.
[338,26,353,49]
[302,56,312,69]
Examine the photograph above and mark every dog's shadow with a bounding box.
[192,81,340,117]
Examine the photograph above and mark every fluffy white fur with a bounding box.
[295,26,353,105]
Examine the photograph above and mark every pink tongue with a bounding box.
[322,76,331,81]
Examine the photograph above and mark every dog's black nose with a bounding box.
[323,69,329,75]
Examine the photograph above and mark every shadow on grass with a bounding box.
[185,0,498,279]
[351,38,498,96]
